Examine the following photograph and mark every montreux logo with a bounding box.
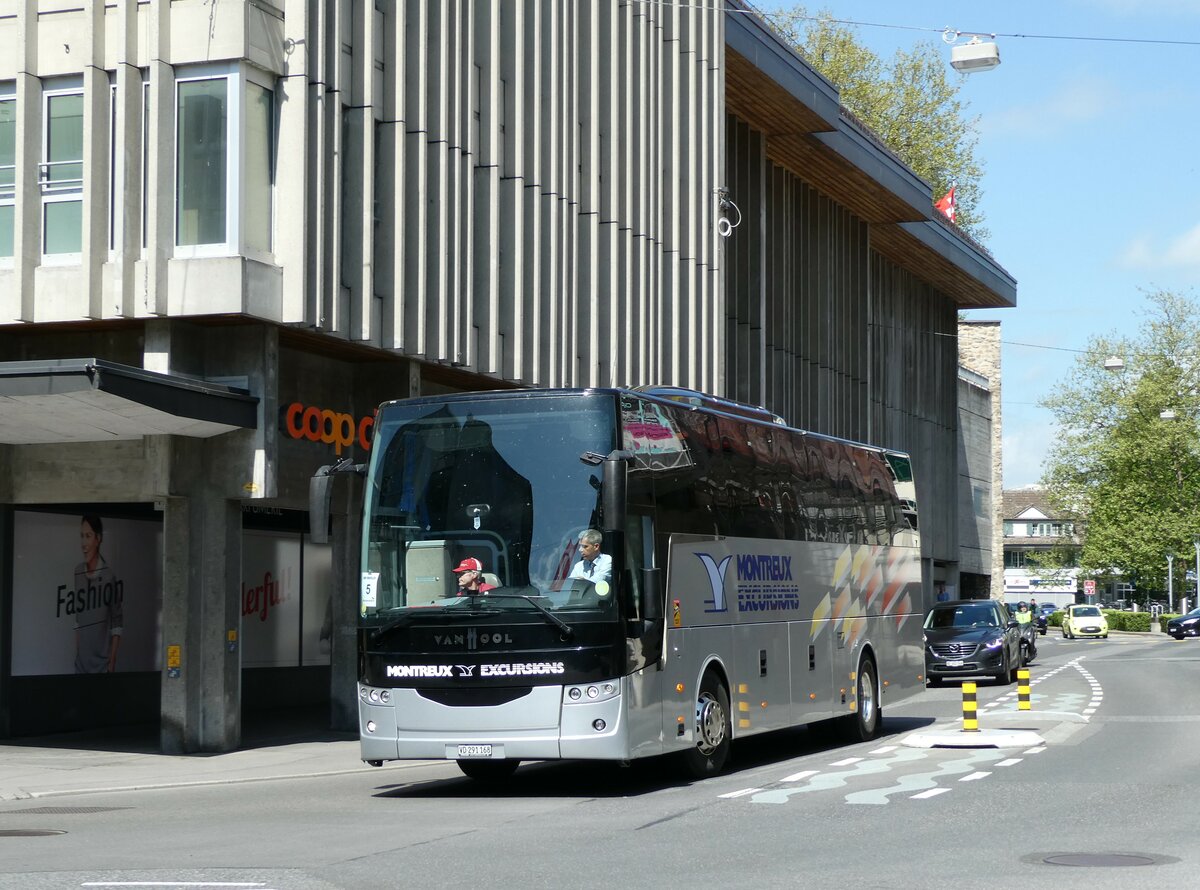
[696,553,795,614]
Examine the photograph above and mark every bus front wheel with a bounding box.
[458,759,521,782]
[683,672,731,778]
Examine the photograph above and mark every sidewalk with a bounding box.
[0,717,416,802]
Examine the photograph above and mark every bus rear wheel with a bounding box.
[682,672,731,778]
[458,759,521,781]
[839,656,880,743]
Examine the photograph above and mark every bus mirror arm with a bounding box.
[308,459,367,545]
[640,567,662,623]
[601,450,634,532]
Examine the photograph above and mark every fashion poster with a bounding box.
[11,510,163,676]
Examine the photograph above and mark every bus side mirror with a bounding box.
[641,567,662,622]
[309,458,366,544]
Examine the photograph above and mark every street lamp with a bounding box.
[1167,553,1175,613]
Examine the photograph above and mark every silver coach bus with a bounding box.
[312,386,925,780]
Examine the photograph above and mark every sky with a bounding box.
[755,0,1200,490]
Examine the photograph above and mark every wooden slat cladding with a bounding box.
[724,47,835,137]
[725,43,1012,310]
[871,225,1012,309]
[726,47,922,227]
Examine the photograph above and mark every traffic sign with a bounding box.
[1084,580,1096,596]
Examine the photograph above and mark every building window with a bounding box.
[0,88,14,259]
[244,81,273,254]
[1005,549,1028,569]
[42,86,84,256]
[174,66,276,259]
[176,77,228,246]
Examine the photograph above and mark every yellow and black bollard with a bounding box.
[1017,668,1031,711]
[961,681,979,732]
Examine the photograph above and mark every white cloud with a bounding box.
[1118,223,1200,272]
[981,74,1115,138]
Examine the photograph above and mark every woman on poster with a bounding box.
[73,515,123,673]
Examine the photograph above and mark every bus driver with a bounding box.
[567,529,612,584]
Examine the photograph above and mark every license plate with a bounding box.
[945,659,964,667]
[457,744,493,758]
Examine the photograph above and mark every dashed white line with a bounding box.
[959,771,991,782]
[829,757,862,766]
[719,787,763,799]
[868,746,897,754]
[781,770,819,783]
[995,758,1022,767]
[911,788,951,799]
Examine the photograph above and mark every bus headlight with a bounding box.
[565,681,620,704]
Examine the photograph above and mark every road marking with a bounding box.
[841,749,1003,806]
[751,748,927,805]
[829,757,862,766]
[1025,746,1046,753]
[781,770,819,782]
[82,884,269,888]
[959,771,991,782]
[868,746,897,754]
[719,787,762,798]
[910,788,951,799]
[995,758,1022,766]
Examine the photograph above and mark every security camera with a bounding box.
[950,38,1000,73]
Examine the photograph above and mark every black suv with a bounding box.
[924,599,1024,685]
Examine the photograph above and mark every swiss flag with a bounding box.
[935,186,956,222]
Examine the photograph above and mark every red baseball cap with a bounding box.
[453,557,483,573]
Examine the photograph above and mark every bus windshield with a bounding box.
[360,393,618,618]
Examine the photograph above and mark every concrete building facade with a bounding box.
[959,319,1004,598]
[0,1,1015,752]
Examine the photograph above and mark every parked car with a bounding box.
[1062,604,1109,639]
[1167,607,1200,640]
[924,599,1023,686]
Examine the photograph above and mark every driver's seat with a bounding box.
[481,572,502,588]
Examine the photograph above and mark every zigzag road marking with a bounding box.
[750,748,928,805]
[841,749,1007,806]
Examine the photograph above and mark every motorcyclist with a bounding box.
[1014,602,1037,663]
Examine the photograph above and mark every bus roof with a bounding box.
[375,386,910,461]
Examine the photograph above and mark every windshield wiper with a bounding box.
[370,608,452,645]
[467,592,575,639]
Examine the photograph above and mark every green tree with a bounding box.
[1042,290,1200,600]
[770,7,988,241]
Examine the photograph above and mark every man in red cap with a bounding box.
[452,557,493,595]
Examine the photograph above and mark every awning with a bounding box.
[0,358,259,445]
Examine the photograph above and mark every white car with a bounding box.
[1062,604,1108,639]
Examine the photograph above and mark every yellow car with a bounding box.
[1062,604,1108,639]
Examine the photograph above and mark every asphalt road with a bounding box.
[3,632,1199,889]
